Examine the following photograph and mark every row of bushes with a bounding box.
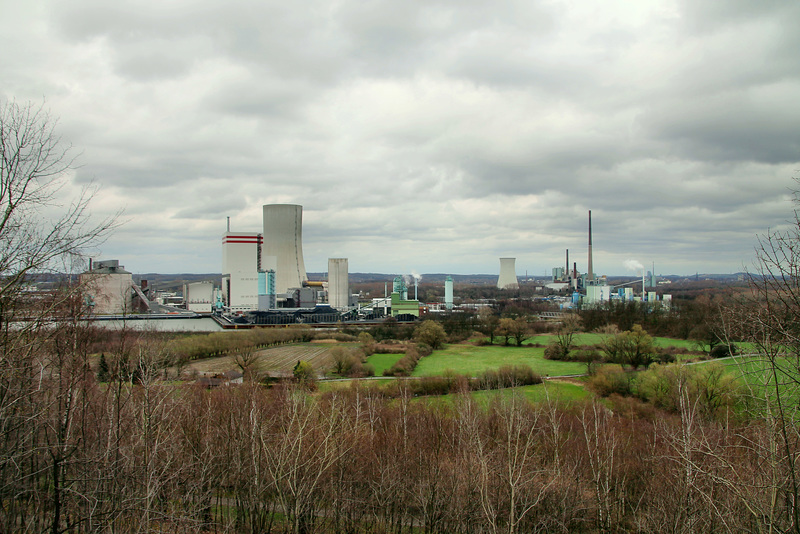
[588,362,742,420]
[313,332,359,342]
[383,343,433,376]
[543,342,683,366]
[330,346,376,378]
[372,365,542,397]
[167,325,315,362]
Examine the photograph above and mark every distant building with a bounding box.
[585,284,612,305]
[80,260,133,315]
[222,232,261,312]
[328,258,349,309]
[184,281,215,313]
[497,258,519,289]
[263,204,308,295]
[391,292,420,318]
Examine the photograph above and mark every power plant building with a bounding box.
[80,260,133,315]
[263,204,308,295]
[497,258,519,289]
[585,284,611,304]
[222,232,262,312]
[184,281,215,313]
[328,258,349,309]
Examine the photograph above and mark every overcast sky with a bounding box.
[2,0,799,277]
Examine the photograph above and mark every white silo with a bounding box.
[445,275,454,310]
[328,258,349,309]
[262,204,308,294]
[497,258,519,289]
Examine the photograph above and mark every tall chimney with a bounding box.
[587,210,594,282]
[565,249,569,278]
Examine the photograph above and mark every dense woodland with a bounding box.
[1,325,798,534]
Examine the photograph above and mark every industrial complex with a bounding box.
[81,206,670,323]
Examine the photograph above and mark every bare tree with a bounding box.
[0,100,118,531]
[552,313,582,357]
[713,179,800,533]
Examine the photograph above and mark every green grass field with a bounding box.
[525,333,699,350]
[366,353,404,376]
[316,377,398,393]
[472,380,590,404]
[412,343,587,377]
[317,377,588,407]
[710,354,800,404]
[416,380,590,409]
[414,334,706,380]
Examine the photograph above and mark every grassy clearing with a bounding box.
[472,380,589,405]
[413,344,587,378]
[366,353,404,376]
[710,354,800,403]
[316,378,399,393]
[416,380,590,408]
[526,333,699,350]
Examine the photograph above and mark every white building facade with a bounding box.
[328,258,349,309]
[184,281,215,313]
[222,232,261,312]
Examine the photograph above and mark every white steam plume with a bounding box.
[624,259,644,272]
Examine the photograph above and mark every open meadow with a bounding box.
[185,333,707,382]
[412,343,587,377]
[711,353,800,406]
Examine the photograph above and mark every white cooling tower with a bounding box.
[263,204,308,294]
[497,258,519,289]
[328,258,349,309]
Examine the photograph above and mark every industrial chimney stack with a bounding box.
[587,210,594,283]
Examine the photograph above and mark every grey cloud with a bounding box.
[676,0,800,34]
[639,91,800,164]
[4,0,799,274]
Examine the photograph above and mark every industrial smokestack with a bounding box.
[587,210,594,282]
[565,249,569,278]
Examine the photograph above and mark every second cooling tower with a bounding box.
[263,204,308,295]
[497,258,519,289]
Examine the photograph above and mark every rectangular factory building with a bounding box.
[184,281,215,313]
[328,258,349,309]
[222,232,262,312]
